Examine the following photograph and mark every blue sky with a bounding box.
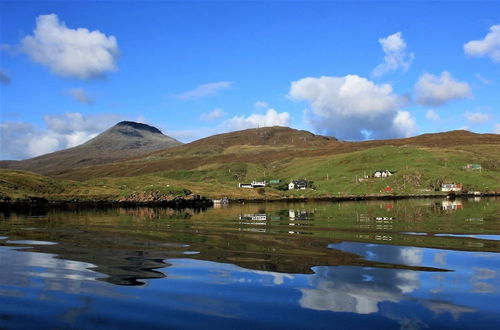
[1,1,499,160]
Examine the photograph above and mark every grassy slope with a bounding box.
[1,143,499,201]
[0,169,188,201]
[153,144,499,198]
[277,144,500,196]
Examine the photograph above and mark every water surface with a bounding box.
[1,198,499,329]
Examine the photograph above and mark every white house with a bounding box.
[289,179,309,190]
[441,183,462,192]
[238,181,267,188]
[372,170,394,178]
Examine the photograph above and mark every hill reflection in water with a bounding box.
[0,198,499,329]
[1,198,498,285]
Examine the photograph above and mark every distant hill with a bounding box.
[50,127,500,181]
[0,121,182,174]
[51,126,343,179]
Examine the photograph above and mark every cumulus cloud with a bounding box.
[494,124,500,134]
[43,112,122,137]
[67,88,93,104]
[0,121,37,159]
[221,108,291,131]
[464,111,490,125]
[464,24,500,63]
[414,71,472,106]
[200,108,225,121]
[20,14,119,79]
[392,110,417,138]
[0,69,11,84]
[0,112,125,160]
[372,32,414,77]
[173,81,232,100]
[289,75,415,140]
[426,109,440,121]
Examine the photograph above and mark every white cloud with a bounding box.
[299,266,410,315]
[0,69,11,84]
[254,101,269,109]
[1,121,37,159]
[399,247,423,265]
[20,14,119,79]
[0,112,125,160]
[414,71,472,106]
[494,124,500,134]
[475,73,492,85]
[253,271,294,285]
[426,109,440,121]
[464,24,500,63]
[43,112,122,134]
[372,32,414,77]
[200,108,226,121]
[289,74,415,140]
[173,81,232,100]
[464,111,490,125]
[392,110,417,138]
[26,134,61,157]
[67,88,93,104]
[221,108,290,131]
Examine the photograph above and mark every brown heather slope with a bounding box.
[51,127,500,181]
[355,130,500,148]
[52,126,340,179]
[0,121,182,175]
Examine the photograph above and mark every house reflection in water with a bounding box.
[237,209,316,234]
[239,213,267,221]
[441,200,463,211]
[239,209,316,222]
[288,209,314,220]
[357,214,395,231]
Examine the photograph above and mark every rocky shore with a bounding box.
[0,194,214,211]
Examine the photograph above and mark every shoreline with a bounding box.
[229,192,500,204]
[1,192,498,211]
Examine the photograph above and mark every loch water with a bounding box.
[1,198,499,329]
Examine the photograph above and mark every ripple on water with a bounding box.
[434,234,500,241]
[183,251,200,255]
[6,240,58,246]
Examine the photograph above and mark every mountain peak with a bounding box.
[114,121,163,134]
[0,121,182,175]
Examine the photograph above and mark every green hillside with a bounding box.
[146,144,500,198]
[2,143,498,202]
